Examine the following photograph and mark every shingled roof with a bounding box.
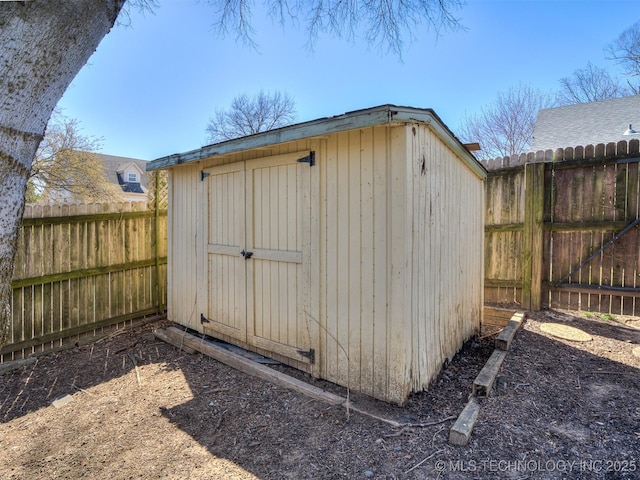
[97,153,149,194]
[531,95,640,152]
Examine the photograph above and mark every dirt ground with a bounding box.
[1,309,638,480]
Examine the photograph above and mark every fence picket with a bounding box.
[482,140,640,316]
[2,173,169,362]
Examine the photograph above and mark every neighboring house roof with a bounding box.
[147,104,486,178]
[97,153,149,195]
[531,95,640,151]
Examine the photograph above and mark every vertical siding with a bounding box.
[347,130,362,396]
[388,127,411,403]
[168,164,201,330]
[408,125,484,393]
[371,128,390,399]
[321,131,341,384]
[318,126,409,403]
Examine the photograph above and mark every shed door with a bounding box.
[204,163,247,342]
[203,152,313,364]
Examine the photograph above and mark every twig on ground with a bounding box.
[95,329,127,344]
[115,341,139,355]
[353,408,457,430]
[212,410,226,435]
[403,416,457,428]
[404,449,444,474]
[432,425,446,447]
[344,404,404,427]
[127,352,142,386]
[207,388,230,394]
[478,330,500,340]
[71,384,95,397]
[591,371,633,375]
[383,427,411,438]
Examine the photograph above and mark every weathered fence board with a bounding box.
[483,140,640,316]
[2,176,169,362]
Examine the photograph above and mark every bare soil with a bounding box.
[1,310,639,479]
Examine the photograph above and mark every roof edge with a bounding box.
[147,104,485,179]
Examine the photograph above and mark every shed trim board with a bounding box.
[154,105,485,404]
[147,105,486,180]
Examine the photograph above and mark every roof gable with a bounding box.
[97,153,149,188]
[116,162,145,176]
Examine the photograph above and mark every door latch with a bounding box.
[240,249,253,259]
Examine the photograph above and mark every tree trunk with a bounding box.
[0,1,125,348]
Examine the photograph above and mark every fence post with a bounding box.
[522,161,545,310]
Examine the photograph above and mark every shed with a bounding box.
[147,105,486,405]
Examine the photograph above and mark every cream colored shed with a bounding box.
[147,105,486,405]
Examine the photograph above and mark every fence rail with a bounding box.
[482,139,640,316]
[2,183,168,362]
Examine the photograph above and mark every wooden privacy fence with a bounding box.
[483,139,640,316]
[1,173,168,362]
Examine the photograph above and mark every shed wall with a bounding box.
[406,125,485,393]
[317,125,484,404]
[317,126,410,403]
[167,166,201,329]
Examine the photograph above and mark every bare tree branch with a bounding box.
[117,0,159,27]
[205,90,297,143]
[209,0,465,56]
[458,84,556,160]
[211,0,259,49]
[28,111,120,203]
[557,62,630,105]
[606,20,640,94]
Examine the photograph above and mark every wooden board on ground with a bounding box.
[154,327,344,406]
[495,312,525,350]
[473,350,507,396]
[0,357,37,375]
[483,306,517,327]
[449,399,480,446]
[153,328,196,354]
[539,323,593,342]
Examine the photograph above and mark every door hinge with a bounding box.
[297,151,315,166]
[297,348,315,364]
[201,170,210,181]
[200,314,211,324]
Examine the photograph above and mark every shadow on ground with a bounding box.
[0,312,638,479]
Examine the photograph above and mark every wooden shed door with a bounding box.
[203,152,313,364]
[204,163,247,342]
[245,154,311,363]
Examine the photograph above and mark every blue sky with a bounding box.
[57,0,640,160]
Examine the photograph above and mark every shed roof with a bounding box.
[147,104,486,179]
[531,95,640,151]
